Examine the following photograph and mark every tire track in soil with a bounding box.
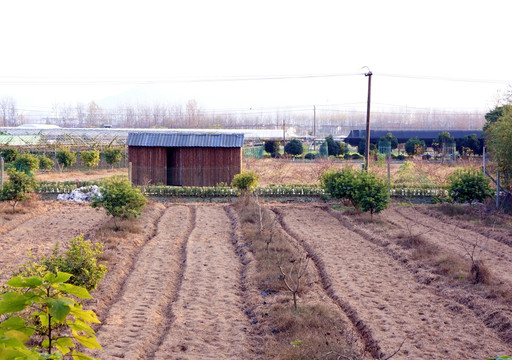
[390,206,512,287]
[275,205,511,359]
[94,205,194,360]
[153,205,252,360]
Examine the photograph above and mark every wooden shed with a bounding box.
[126,132,244,187]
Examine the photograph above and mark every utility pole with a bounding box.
[313,105,316,151]
[364,69,372,172]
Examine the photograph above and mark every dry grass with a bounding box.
[432,255,469,280]
[233,197,361,359]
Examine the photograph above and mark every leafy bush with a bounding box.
[264,140,280,155]
[320,168,357,204]
[325,135,340,156]
[405,137,426,155]
[0,272,101,359]
[319,141,328,157]
[0,148,19,162]
[284,139,303,156]
[103,147,123,167]
[56,149,77,170]
[0,168,37,213]
[448,168,493,205]
[91,176,147,231]
[353,171,390,218]
[13,152,39,175]
[80,149,101,168]
[321,169,389,218]
[304,152,317,160]
[42,234,107,291]
[38,155,54,170]
[231,170,259,193]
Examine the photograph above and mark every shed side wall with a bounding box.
[128,146,167,185]
[179,147,241,186]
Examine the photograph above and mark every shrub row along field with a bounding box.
[1,195,512,358]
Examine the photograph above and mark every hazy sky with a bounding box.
[1,0,511,117]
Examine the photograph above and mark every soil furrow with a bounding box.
[273,207,383,359]
[413,206,512,248]
[94,205,192,360]
[153,205,251,359]
[275,206,511,359]
[0,203,106,283]
[329,206,512,346]
[391,206,512,286]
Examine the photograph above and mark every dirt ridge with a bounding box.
[94,205,192,359]
[224,205,266,358]
[272,207,383,359]
[329,206,512,347]
[149,205,196,358]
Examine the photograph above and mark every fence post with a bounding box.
[0,157,4,188]
[128,162,132,185]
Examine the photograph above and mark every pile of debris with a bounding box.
[57,185,102,203]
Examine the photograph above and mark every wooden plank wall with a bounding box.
[179,147,241,186]
[128,147,167,185]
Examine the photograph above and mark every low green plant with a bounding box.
[102,148,123,168]
[0,272,101,359]
[319,168,357,205]
[91,176,147,231]
[42,235,107,291]
[56,149,77,171]
[0,168,38,213]
[38,155,54,170]
[80,149,100,168]
[231,170,259,194]
[0,148,19,163]
[13,153,39,175]
[353,171,389,219]
[448,168,493,205]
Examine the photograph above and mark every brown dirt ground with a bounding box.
[1,199,511,359]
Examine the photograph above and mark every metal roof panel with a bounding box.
[126,132,244,147]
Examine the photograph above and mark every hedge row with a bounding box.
[36,181,448,198]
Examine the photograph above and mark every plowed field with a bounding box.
[1,200,511,359]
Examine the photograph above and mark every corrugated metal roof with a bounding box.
[126,132,244,148]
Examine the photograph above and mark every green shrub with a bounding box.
[80,149,101,168]
[91,176,147,231]
[320,168,357,204]
[0,168,37,213]
[13,152,39,175]
[38,155,54,170]
[353,171,390,218]
[448,168,493,205]
[264,140,280,155]
[41,234,107,291]
[56,149,77,170]
[103,147,123,167]
[284,139,303,156]
[231,170,259,193]
[0,148,19,162]
[304,152,317,160]
[405,137,426,155]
